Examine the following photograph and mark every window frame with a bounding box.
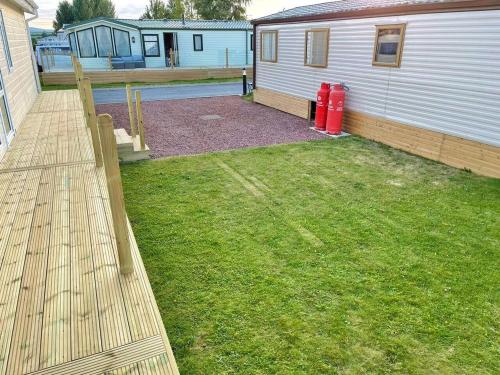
[76,27,97,58]
[68,32,78,55]
[113,28,132,57]
[0,11,13,70]
[142,34,160,57]
[304,28,330,68]
[250,34,253,51]
[95,25,114,58]
[260,30,278,63]
[193,34,203,52]
[372,24,406,68]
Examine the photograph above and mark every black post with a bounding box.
[242,68,247,95]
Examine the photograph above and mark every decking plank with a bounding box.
[5,168,55,375]
[69,165,102,360]
[0,170,42,375]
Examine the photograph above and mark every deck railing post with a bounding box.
[97,114,134,274]
[75,62,90,126]
[126,84,137,137]
[135,91,146,150]
[82,78,103,167]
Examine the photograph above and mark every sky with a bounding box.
[30,0,328,29]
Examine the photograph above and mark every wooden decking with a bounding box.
[0,90,179,375]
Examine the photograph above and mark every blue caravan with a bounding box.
[65,17,253,70]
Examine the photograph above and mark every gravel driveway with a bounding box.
[96,96,326,158]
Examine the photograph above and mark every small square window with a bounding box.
[143,34,160,57]
[260,31,278,63]
[372,24,406,67]
[193,34,203,51]
[305,29,329,68]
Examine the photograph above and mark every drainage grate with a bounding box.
[199,114,223,121]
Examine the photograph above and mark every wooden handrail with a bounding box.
[135,91,146,150]
[126,84,137,137]
[97,114,134,274]
[82,78,103,167]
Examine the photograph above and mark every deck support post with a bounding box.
[135,91,146,150]
[75,62,90,126]
[82,78,103,167]
[126,84,137,137]
[225,48,229,68]
[97,114,134,274]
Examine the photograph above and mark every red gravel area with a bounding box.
[96,96,326,159]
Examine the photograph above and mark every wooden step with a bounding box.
[114,128,150,162]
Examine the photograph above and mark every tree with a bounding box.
[193,0,251,20]
[168,0,185,19]
[53,0,75,31]
[141,0,170,19]
[183,0,196,18]
[90,0,115,18]
[53,0,116,31]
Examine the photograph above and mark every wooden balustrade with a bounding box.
[71,57,135,274]
[135,91,146,150]
[97,114,134,274]
[126,84,137,137]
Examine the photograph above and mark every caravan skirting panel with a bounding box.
[253,88,500,178]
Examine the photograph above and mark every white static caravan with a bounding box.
[251,0,500,178]
[65,17,253,70]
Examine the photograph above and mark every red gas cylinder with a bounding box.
[314,82,331,131]
[326,84,346,135]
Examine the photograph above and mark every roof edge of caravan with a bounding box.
[65,17,253,31]
[251,0,500,25]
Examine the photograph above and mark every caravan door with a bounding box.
[163,32,180,67]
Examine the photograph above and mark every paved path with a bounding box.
[93,82,247,104]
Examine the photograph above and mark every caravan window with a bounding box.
[260,31,277,63]
[372,24,406,67]
[77,28,96,58]
[68,32,78,54]
[0,11,13,69]
[305,29,329,67]
[143,34,160,57]
[96,26,113,57]
[113,29,131,57]
[193,34,203,51]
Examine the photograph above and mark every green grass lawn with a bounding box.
[41,77,240,91]
[121,137,500,374]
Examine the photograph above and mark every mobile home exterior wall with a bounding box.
[255,10,500,147]
[137,29,252,68]
[0,0,38,128]
[254,9,500,177]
